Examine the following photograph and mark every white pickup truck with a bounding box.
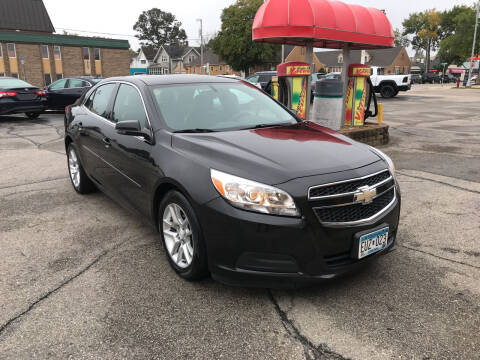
[370,66,411,98]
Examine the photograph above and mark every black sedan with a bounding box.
[46,77,102,110]
[64,75,401,287]
[0,77,47,119]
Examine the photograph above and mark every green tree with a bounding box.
[394,28,410,48]
[403,9,442,71]
[133,8,187,47]
[438,5,479,66]
[209,0,279,74]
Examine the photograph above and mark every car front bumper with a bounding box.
[198,180,401,288]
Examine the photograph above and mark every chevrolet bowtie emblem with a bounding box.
[355,186,377,205]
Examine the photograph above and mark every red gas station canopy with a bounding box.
[252,0,394,49]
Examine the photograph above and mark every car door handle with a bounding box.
[102,137,111,148]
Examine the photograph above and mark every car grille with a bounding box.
[314,188,395,224]
[309,170,391,198]
[309,170,396,226]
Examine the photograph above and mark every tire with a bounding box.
[392,89,399,97]
[159,190,208,281]
[67,143,96,194]
[380,84,396,98]
[25,112,40,119]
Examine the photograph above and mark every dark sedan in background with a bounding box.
[64,75,400,288]
[46,77,102,110]
[0,77,47,119]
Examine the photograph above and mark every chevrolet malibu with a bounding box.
[64,75,400,287]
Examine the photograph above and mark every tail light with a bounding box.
[36,90,46,96]
[65,105,70,112]
[0,92,17,98]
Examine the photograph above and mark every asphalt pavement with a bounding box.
[0,84,479,359]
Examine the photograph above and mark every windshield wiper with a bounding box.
[173,128,217,133]
[240,123,291,130]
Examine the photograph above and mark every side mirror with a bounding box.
[115,120,152,142]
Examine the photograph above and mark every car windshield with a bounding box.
[151,82,298,132]
[0,78,34,88]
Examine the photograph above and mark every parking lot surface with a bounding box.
[0,84,479,359]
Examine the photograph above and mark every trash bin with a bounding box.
[311,79,343,131]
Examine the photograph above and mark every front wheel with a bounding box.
[380,85,395,98]
[25,112,40,119]
[159,190,208,281]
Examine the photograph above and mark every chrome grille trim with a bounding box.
[308,169,392,200]
[313,184,395,209]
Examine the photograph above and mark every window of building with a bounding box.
[219,65,223,72]
[41,45,49,59]
[404,66,409,74]
[338,54,343,64]
[0,44,3,58]
[44,74,52,86]
[141,59,146,64]
[395,66,400,75]
[11,73,18,78]
[56,73,63,80]
[7,43,16,58]
[112,84,148,127]
[94,48,101,61]
[82,47,90,60]
[210,66,214,72]
[49,78,67,90]
[161,56,168,63]
[89,83,116,118]
[54,46,61,60]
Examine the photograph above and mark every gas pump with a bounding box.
[344,64,378,127]
[276,62,311,120]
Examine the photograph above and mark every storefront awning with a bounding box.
[252,0,394,49]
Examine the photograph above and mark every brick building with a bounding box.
[0,0,130,87]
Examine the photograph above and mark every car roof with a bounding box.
[104,75,240,87]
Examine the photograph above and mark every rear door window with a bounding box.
[88,83,116,118]
[68,79,90,88]
[49,79,68,90]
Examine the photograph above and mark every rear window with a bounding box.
[0,78,34,88]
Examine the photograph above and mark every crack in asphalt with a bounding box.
[397,171,480,194]
[0,235,143,338]
[267,291,350,360]
[399,245,480,270]
[0,176,68,191]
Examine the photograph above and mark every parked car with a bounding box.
[421,73,440,84]
[64,75,401,287]
[442,74,456,83]
[46,77,103,110]
[246,71,276,92]
[463,74,478,86]
[410,74,422,84]
[0,77,47,119]
[311,73,326,102]
[370,67,411,98]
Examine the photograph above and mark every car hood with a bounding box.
[171,122,381,185]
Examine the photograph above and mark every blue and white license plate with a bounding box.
[358,227,389,259]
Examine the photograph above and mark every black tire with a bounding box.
[67,143,96,194]
[380,84,396,98]
[159,190,208,281]
[25,112,40,119]
[392,89,399,97]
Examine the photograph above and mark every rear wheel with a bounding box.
[380,84,396,98]
[25,112,40,119]
[159,190,208,281]
[67,143,96,194]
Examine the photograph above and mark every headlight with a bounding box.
[210,169,300,217]
[368,146,395,174]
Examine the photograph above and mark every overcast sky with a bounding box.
[43,0,473,51]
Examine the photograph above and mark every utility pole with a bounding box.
[467,0,480,87]
[197,19,204,75]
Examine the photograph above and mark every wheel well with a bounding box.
[152,182,182,231]
[379,81,397,90]
[65,136,72,151]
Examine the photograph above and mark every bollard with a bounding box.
[378,103,383,123]
[457,79,460,88]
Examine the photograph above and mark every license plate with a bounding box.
[358,227,389,259]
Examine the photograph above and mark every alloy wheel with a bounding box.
[68,148,80,188]
[162,203,194,269]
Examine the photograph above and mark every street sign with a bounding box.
[20,55,24,65]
